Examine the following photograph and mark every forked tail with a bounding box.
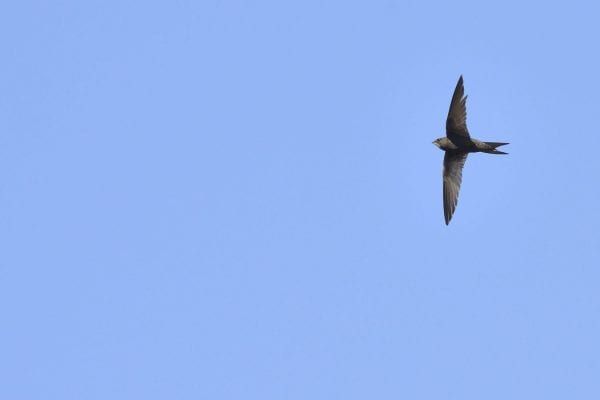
[484,142,509,154]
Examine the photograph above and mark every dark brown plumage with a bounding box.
[433,76,509,225]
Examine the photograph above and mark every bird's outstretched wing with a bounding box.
[443,151,468,225]
[446,75,471,146]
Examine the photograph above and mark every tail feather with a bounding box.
[484,141,509,155]
[485,142,509,147]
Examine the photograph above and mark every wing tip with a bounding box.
[444,208,452,225]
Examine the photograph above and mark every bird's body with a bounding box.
[435,137,507,154]
[433,76,509,225]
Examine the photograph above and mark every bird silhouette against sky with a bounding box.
[433,76,509,225]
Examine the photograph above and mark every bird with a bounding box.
[432,75,508,225]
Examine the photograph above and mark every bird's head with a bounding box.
[432,137,443,149]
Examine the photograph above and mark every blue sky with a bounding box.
[1,0,600,398]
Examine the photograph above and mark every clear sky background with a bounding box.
[1,1,599,398]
